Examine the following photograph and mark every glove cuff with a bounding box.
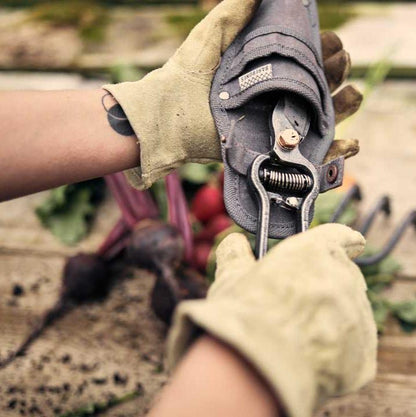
[103,66,221,190]
[103,73,176,190]
[167,299,317,417]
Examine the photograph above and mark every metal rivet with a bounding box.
[220,135,227,143]
[326,164,338,184]
[219,91,230,100]
[278,129,300,150]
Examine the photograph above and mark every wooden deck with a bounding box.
[0,194,167,416]
[0,191,415,417]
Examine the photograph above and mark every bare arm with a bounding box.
[147,335,281,417]
[0,89,139,201]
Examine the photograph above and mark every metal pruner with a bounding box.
[248,95,344,258]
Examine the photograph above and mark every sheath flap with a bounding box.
[219,55,328,136]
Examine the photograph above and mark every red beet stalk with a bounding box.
[97,218,130,261]
[165,172,194,263]
[101,173,159,259]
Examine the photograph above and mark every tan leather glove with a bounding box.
[104,0,362,189]
[167,224,377,417]
[104,0,261,189]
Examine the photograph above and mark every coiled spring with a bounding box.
[260,168,313,193]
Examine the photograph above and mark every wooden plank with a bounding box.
[0,252,167,417]
[2,193,416,416]
[316,374,416,417]
[0,193,119,257]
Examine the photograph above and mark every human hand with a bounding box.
[104,0,261,189]
[105,5,362,189]
[167,224,377,417]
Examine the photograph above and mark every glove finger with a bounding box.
[215,233,256,283]
[309,224,366,260]
[323,139,360,164]
[324,50,351,93]
[321,31,343,62]
[333,85,363,125]
[174,0,261,72]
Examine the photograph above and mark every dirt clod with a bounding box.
[113,372,128,386]
[12,284,24,297]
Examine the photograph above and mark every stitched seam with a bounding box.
[227,43,327,101]
[235,25,321,65]
[226,77,321,111]
[169,60,213,86]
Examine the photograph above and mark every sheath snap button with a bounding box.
[219,91,230,100]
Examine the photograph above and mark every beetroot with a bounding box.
[126,220,184,272]
[191,185,225,223]
[192,242,212,272]
[126,221,209,322]
[196,214,233,242]
[63,254,110,302]
[218,170,224,190]
[151,267,208,324]
[126,220,185,301]
[0,253,111,369]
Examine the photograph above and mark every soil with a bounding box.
[0,194,168,416]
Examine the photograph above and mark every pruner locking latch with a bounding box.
[248,96,342,259]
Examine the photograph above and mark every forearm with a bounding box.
[0,89,139,201]
[147,335,281,417]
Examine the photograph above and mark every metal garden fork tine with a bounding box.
[358,195,391,236]
[356,210,416,267]
[330,184,362,223]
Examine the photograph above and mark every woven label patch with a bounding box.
[239,64,273,92]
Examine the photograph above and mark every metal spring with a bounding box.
[261,168,313,193]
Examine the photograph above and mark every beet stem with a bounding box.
[114,172,159,220]
[105,175,137,228]
[103,234,132,262]
[166,173,194,263]
[97,218,130,260]
[159,264,181,303]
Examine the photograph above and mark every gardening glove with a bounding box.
[105,3,361,189]
[104,0,261,189]
[321,31,363,164]
[167,224,377,417]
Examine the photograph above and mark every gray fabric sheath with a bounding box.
[210,0,335,239]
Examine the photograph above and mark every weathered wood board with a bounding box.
[0,192,416,417]
[0,194,167,416]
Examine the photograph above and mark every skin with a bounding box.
[0,89,139,201]
[147,335,281,417]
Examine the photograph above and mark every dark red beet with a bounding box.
[191,185,225,223]
[126,220,208,324]
[218,170,224,190]
[63,253,110,302]
[192,242,212,272]
[196,214,233,242]
[0,253,111,370]
[125,220,184,272]
[151,267,208,324]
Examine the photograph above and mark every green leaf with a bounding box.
[398,321,416,334]
[36,179,105,246]
[179,163,213,184]
[360,245,402,278]
[110,64,145,83]
[59,390,141,417]
[368,292,391,333]
[392,300,416,325]
[365,274,396,295]
[150,180,168,222]
[312,191,358,227]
